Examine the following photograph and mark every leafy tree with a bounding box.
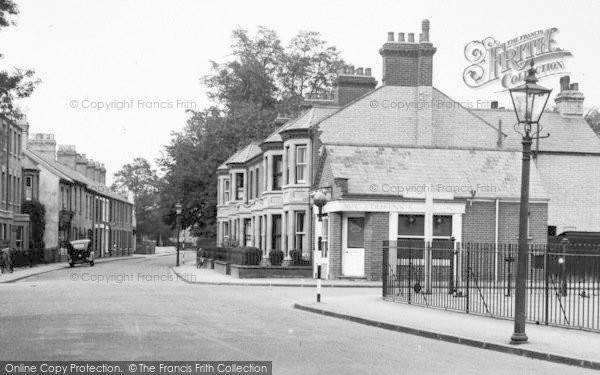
[160,27,347,237]
[584,107,600,137]
[111,158,169,243]
[0,0,40,118]
[21,199,45,248]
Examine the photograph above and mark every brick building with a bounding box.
[0,115,30,250]
[22,133,134,257]
[217,20,599,280]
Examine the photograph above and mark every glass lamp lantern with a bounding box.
[509,61,552,131]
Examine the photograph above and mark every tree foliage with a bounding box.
[159,27,347,238]
[585,107,600,137]
[111,158,169,243]
[21,199,45,247]
[0,0,40,118]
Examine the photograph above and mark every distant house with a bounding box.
[217,20,600,280]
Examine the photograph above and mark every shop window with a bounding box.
[347,217,364,248]
[398,214,425,237]
[433,215,453,237]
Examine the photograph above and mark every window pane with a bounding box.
[397,215,424,236]
[347,217,364,248]
[433,215,453,237]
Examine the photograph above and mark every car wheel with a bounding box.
[69,262,74,267]
[90,261,94,267]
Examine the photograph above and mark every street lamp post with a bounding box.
[312,191,328,303]
[175,202,182,267]
[508,61,551,344]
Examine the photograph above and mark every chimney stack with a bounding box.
[99,164,106,185]
[17,115,29,152]
[335,66,377,106]
[379,19,437,87]
[86,159,96,181]
[555,75,585,117]
[57,145,77,170]
[75,153,88,176]
[28,133,56,162]
[94,161,102,183]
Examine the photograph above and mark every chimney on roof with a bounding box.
[17,115,29,153]
[94,161,102,183]
[27,133,56,162]
[99,164,106,185]
[86,159,96,181]
[335,66,377,106]
[57,145,77,170]
[379,19,436,87]
[75,153,88,176]
[555,75,585,117]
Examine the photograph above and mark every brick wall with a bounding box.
[364,212,389,281]
[328,212,343,278]
[462,200,548,244]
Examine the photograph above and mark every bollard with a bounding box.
[316,264,322,303]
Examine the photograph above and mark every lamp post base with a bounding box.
[510,332,528,345]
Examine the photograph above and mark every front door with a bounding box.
[342,216,365,277]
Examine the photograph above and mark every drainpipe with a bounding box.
[494,198,499,285]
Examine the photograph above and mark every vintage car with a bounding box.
[67,239,94,267]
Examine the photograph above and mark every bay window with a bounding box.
[295,145,307,183]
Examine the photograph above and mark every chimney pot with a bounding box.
[356,67,364,75]
[398,33,405,42]
[421,19,430,42]
[408,33,415,43]
[387,32,395,42]
[560,76,570,91]
[570,83,579,91]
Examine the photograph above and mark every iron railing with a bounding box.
[383,240,600,332]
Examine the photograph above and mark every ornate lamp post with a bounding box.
[175,202,182,267]
[508,61,551,344]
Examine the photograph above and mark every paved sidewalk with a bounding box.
[0,251,176,283]
[172,263,381,287]
[294,294,600,370]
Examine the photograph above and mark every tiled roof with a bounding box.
[24,149,131,203]
[471,109,600,153]
[224,143,262,165]
[321,145,548,200]
[262,106,341,143]
[316,86,500,149]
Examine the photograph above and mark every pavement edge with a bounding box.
[293,303,600,371]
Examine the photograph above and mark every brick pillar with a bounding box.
[328,212,343,278]
[364,212,390,281]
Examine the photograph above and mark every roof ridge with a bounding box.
[433,87,507,136]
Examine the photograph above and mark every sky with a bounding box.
[1,0,599,185]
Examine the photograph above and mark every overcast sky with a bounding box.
[1,0,598,184]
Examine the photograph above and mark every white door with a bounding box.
[342,216,365,277]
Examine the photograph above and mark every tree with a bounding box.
[22,199,45,248]
[584,107,600,137]
[111,158,169,243]
[160,27,347,238]
[0,0,40,118]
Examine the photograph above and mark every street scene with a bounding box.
[1,0,600,374]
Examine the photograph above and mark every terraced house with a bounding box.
[217,20,600,280]
[23,132,134,258]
